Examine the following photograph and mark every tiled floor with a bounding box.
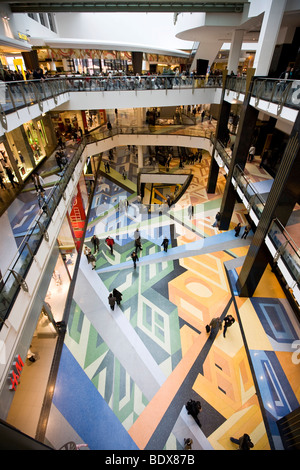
[4,109,300,451]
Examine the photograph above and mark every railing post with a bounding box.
[8,270,28,292]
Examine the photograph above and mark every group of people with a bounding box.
[184,394,254,450]
[108,288,122,311]
[234,223,251,239]
[212,212,251,239]
[55,150,68,171]
[0,162,19,190]
[206,314,235,338]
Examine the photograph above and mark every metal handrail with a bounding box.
[1,75,299,123]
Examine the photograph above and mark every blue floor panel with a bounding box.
[52,344,139,450]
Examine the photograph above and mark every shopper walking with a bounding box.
[206,317,222,335]
[37,189,48,214]
[91,234,100,253]
[212,211,221,227]
[241,224,251,239]
[223,314,235,338]
[32,171,44,192]
[87,250,96,270]
[0,173,6,189]
[230,433,254,450]
[105,236,114,255]
[234,223,241,237]
[188,204,194,219]
[131,250,138,269]
[134,228,142,252]
[184,438,193,450]
[113,288,122,306]
[161,236,169,252]
[247,145,256,162]
[84,245,90,261]
[108,293,116,311]
[5,165,19,188]
[185,399,202,428]
[55,152,63,171]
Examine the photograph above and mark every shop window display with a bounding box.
[24,122,46,164]
[0,149,19,186]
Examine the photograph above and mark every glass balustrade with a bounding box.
[268,219,300,285]
[233,165,265,219]
[252,77,300,110]
[0,75,299,119]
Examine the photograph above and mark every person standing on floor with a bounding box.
[131,250,138,269]
[113,288,122,306]
[230,433,254,450]
[105,236,114,255]
[91,234,100,253]
[186,399,202,428]
[241,224,251,239]
[108,293,116,310]
[234,223,241,237]
[161,236,169,252]
[223,314,235,338]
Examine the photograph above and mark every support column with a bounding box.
[138,146,143,169]
[253,0,287,76]
[227,29,244,75]
[207,90,231,194]
[132,52,143,75]
[237,111,300,297]
[218,88,259,230]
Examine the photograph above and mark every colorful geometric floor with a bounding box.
[44,142,300,451]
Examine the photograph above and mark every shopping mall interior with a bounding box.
[0,0,299,454]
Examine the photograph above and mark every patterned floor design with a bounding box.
[42,128,300,451]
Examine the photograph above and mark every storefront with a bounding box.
[50,109,105,138]
[2,212,79,439]
[1,114,56,185]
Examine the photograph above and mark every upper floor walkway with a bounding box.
[1,74,300,136]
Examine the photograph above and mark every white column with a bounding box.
[253,0,287,76]
[227,29,244,75]
[138,146,143,169]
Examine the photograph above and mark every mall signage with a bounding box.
[8,355,24,391]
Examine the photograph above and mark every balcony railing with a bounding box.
[0,138,87,329]
[1,75,299,127]
[0,78,69,121]
[232,164,266,220]
[251,77,300,113]
[0,73,224,120]
[267,219,300,305]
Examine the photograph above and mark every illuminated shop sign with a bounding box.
[8,355,24,391]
